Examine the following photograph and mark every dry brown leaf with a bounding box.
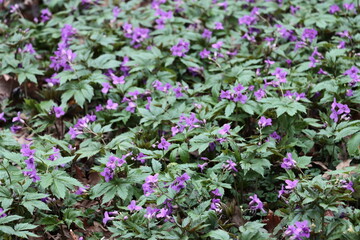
[336,159,352,170]
[264,210,281,233]
[88,172,101,186]
[0,75,16,101]
[313,161,329,171]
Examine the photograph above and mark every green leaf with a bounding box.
[225,101,236,117]
[152,159,162,173]
[297,156,312,169]
[204,229,230,240]
[347,133,360,156]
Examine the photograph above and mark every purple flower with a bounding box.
[211,41,223,49]
[238,15,257,26]
[48,147,61,161]
[171,39,190,57]
[127,200,142,212]
[302,28,317,42]
[101,82,112,94]
[329,4,340,14]
[156,208,171,218]
[21,144,35,157]
[198,162,208,172]
[254,88,266,101]
[211,188,222,197]
[281,153,296,170]
[23,169,40,182]
[214,22,224,30]
[278,184,286,198]
[95,104,104,112]
[284,220,311,240]
[75,186,89,195]
[112,6,121,20]
[131,27,150,46]
[0,208,7,218]
[202,29,212,40]
[271,68,287,84]
[61,24,77,42]
[258,116,272,128]
[12,112,24,123]
[330,98,350,122]
[45,74,60,86]
[110,73,125,84]
[285,179,299,190]
[100,167,114,182]
[144,207,159,219]
[210,198,222,212]
[218,123,231,135]
[125,102,136,113]
[135,153,147,164]
[173,87,183,98]
[0,112,6,122]
[40,8,52,22]
[53,106,65,118]
[270,131,281,141]
[10,125,22,133]
[223,160,238,172]
[23,43,36,54]
[343,3,355,11]
[249,194,266,213]
[103,211,114,225]
[49,47,76,71]
[199,48,211,59]
[341,180,354,192]
[143,173,159,196]
[158,137,171,150]
[105,99,118,110]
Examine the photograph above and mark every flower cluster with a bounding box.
[170,173,190,192]
[101,154,130,182]
[49,24,77,71]
[284,220,311,240]
[210,188,223,213]
[220,83,248,104]
[142,173,159,196]
[281,153,296,170]
[21,143,40,182]
[249,194,266,213]
[330,98,350,123]
[171,39,190,57]
[123,23,150,48]
[171,113,201,136]
[68,114,97,139]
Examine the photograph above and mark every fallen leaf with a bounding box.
[313,161,329,171]
[264,210,281,233]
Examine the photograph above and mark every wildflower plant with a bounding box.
[0,0,359,239]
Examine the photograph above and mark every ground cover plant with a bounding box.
[0,0,359,239]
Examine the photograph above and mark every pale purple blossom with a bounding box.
[281,153,296,170]
[223,160,238,172]
[249,194,266,213]
[53,106,65,118]
[101,82,112,94]
[218,123,231,135]
[258,116,272,128]
[284,220,311,240]
[106,99,118,110]
[214,22,224,29]
[285,179,299,190]
[128,200,142,211]
[40,9,52,22]
[171,39,190,57]
[158,137,171,150]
